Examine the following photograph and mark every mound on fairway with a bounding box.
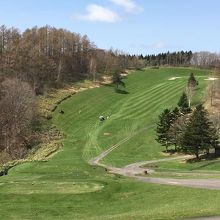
[0,181,104,194]
[2,68,220,220]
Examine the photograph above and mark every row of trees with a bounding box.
[206,68,220,148]
[156,74,219,159]
[141,51,220,68]
[1,24,219,163]
[0,25,145,162]
[0,25,143,94]
[191,52,220,68]
[142,51,193,67]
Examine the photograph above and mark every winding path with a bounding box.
[89,126,220,190]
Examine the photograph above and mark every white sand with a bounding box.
[204,77,218,81]
[168,77,182,80]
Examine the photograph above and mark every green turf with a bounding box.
[2,67,220,220]
[148,157,220,173]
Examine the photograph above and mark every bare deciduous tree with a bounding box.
[0,78,35,159]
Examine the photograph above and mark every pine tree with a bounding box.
[156,109,173,152]
[179,104,219,159]
[188,73,198,88]
[178,92,191,114]
[168,107,182,150]
[171,107,181,121]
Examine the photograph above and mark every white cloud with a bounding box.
[76,4,120,23]
[109,0,143,13]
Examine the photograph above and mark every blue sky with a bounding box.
[0,0,220,54]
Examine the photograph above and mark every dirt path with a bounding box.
[185,217,220,220]
[89,125,154,167]
[89,125,220,190]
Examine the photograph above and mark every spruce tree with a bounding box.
[168,107,182,150]
[179,104,219,159]
[156,109,173,152]
[178,92,191,114]
[171,107,181,121]
[188,73,198,88]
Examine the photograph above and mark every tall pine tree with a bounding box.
[188,73,198,88]
[156,109,173,152]
[179,104,219,159]
[178,92,191,114]
[168,107,182,150]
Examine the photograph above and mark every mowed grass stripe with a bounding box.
[118,81,186,119]
[119,80,184,114]
[122,80,180,105]
[122,82,169,104]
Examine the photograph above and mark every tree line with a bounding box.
[191,52,220,68]
[140,51,220,68]
[1,24,220,164]
[0,25,144,162]
[142,51,193,67]
[0,25,143,94]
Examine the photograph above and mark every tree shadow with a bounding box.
[162,149,177,155]
[101,83,114,87]
[190,159,220,171]
[200,153,220,160]
[186,153,220,165]
[186,157,201,163]
[115,89,129,94]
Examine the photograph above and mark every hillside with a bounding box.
[1,68,220,220]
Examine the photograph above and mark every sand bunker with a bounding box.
[168,77,182,80]
[204,77,219,81]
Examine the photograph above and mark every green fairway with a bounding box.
[2,67,220,220]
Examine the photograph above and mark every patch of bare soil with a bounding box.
[104,133,111,136]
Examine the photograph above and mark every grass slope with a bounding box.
[1,68,220,220]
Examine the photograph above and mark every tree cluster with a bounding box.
[156,103,219,159]
[156,74,219,159]
[180,104,219,159]
[191,52,220,68]
[143,51,193,67]
[0,25,143,94]
[0,78,36,161]
[0,25,146,163]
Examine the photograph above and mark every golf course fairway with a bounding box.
[1,68,220,220]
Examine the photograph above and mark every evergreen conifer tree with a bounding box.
[168,107,182,150]
[156,109,173,152]
[188,73,198,88]
[179,104,219,159]
[177,92,191,114]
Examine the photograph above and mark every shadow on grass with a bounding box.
[184,153,220,171]
[102,83,114,87]
[115,89,129,94]
[101,83,129,94]
[162,149,177,155]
